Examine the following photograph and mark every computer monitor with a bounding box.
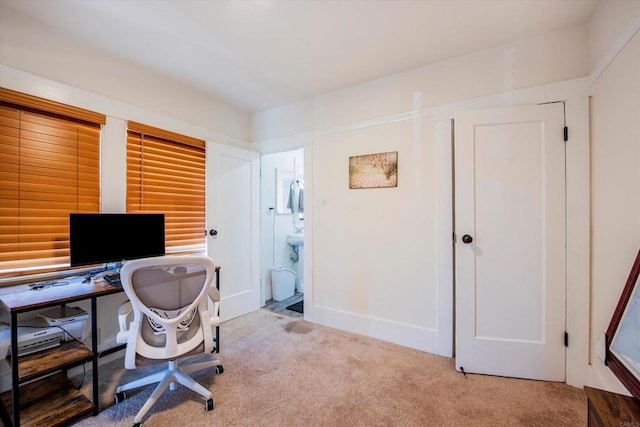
[69,213,165,267]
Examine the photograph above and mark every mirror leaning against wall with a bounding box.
[275,168,294,214]
[606,247,640,401]
[275,168,304,231]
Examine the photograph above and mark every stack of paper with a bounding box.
[38,306,89,326]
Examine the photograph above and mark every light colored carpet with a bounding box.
[73,309,587,426]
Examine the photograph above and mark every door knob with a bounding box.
[461,234,473,244]
[209,229,218,236]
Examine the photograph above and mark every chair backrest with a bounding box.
[119,255,217,362]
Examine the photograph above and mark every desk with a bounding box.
[0,265,221,427]
[0,276,123,426]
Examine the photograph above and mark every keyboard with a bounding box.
[103,272,121,287]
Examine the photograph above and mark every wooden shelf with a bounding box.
[1,372,94,427]
[0,277,130,426]
[11,340,94,383]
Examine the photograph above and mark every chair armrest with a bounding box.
[207,287,220,326]
[116,300,133,344]
[208,286,220,303]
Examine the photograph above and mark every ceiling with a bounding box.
[0,0,599,113]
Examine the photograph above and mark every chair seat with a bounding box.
[132,342,215,367]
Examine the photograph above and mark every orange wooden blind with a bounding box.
[126,124,206,255]
[0,88,106,125]
[0,97,102,277]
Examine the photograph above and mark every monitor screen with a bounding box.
[69,213,165,267]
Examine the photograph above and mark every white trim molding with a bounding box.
[589,12,640,85]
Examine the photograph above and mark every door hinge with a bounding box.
[564,126,568,142]
[564,331,569,347]
[453,232,457,243]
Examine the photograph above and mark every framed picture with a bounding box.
[349,151,398,189]
[606,247,640,401]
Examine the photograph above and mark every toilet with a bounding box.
[271,267,296,301]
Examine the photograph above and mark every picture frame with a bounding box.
[349,151,398,189]
[605,247,640,401]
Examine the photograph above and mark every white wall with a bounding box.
[310,116,454,355]
[253,25,589,142]
[0,6,251,143]
[588,1,640,71]
[254,25,593,362]
[589,26,640,394]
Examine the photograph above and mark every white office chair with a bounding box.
[114,255,223,427]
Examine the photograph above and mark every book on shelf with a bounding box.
[38,306,89,326]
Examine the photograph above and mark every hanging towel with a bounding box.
[287,180,304,214]
[298,187,304,213]
[287,185,296,213]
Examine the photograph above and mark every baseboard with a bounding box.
[308,304,447,356]
[587,364,633,397]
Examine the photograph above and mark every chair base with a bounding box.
[115,358,223,426]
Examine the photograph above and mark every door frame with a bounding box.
[206,141,261,322]
[257,146,307,309]
[442,84,590,388]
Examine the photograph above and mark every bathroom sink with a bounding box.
[287,234,304,246]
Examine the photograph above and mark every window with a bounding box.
[0,88,105,277]
[126,122,206,255]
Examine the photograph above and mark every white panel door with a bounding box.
[455,103,566,381]
[206,142,260,322]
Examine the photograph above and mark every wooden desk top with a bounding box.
[0,276,123,313]
[0,264,220,313]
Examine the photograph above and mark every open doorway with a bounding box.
[260,148,304,318]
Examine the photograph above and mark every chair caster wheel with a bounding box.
[115,391,127,403]
[205,398,215,411]
[215,364,224,374]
